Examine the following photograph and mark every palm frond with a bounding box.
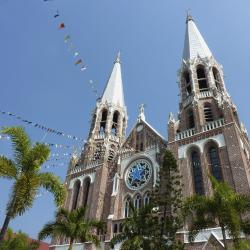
[38,172,66,207]
[38,220,73,241]
[85,233,100,247]
[0,156,17,179]
[1,127,31,168]
[24,143,50,172]
[9,174,40,217]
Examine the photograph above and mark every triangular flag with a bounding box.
[80,65,87,71]
[59,23,65,29]
[64,35,71,43]
[74,59,82,65]
[54,10,59,18]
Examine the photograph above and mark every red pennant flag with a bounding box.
[58,23,65,29]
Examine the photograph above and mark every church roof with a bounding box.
[182,15,212,60]
[101,52,125,107]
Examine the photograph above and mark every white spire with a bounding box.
[182,15,212,61]
[101,52,125,107]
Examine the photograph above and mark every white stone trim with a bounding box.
[69,173,96,189]
[178,134,225,159]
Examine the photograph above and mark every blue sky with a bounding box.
[1,0,250,241]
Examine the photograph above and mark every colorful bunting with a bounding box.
[0,109,85,142]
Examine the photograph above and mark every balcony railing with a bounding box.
[201,118,225,132]
[175,128,196,140]
[197,89,212,99]
[175,118,225,141]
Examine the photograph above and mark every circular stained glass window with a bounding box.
[125,159,152,190]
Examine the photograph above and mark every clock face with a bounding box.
[136,124,143,132]
[125,159,152,190]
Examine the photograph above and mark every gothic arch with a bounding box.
[134,193,142,209]
[188,147,204,195]
[186,108,195,129]
[212,67,222,91]
[111,111,120,136]
[143,192,150,205]
[82,177,91,208]
[204,141,223,181]
[124,196,132,218]
[182,70,192,96]
[71,179,81,210]
[99,109,108,133]
[196,64,208,91]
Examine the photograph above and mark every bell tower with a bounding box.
[64,52,127,223]
[168,15,250,197]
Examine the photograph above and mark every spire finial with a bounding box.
[115,51,121,64]
[137,104,145,121]
[186,9,193,23]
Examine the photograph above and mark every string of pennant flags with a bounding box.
[42,0,99,98]
[0,134,73,168]
[0,134,73,152]
[0,110,86,142]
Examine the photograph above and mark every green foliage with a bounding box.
[0,126,66,240]
[183,175,250,250]
[110,203,157,250]
[38,207,103,249]
[152,150,184,249]
[110,150,185,250]
[1,228,40,250]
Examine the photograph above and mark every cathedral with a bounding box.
[51,15,250,250]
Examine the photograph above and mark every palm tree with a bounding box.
[0,127,66,242]
[183,176,250,250]
[110,203,157,250]
[38,207,104,250]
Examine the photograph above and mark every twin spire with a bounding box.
[100,15,212,107]
[101,52,125,107]
[183,14,213,61]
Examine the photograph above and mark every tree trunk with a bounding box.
[68,238,74,250]
[220,224,228,250]
[0,213,11,242]
[0,196,16,242]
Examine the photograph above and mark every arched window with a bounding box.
[82,178,91,208]
[183,71,192,95]
[134,194,142,210]
[124,197,131,218]
[208,146,223,181]
[144,193,150,205]
[113,224,118,234]
[99,109,108,134]
[72,180,81,210]
[204,103,214,122]
[191,151,204,195]
[187,109,195,129]
[212,67,221,90]
[111,111,119,136]
[113,173,119,194]
[197,65,208,91]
